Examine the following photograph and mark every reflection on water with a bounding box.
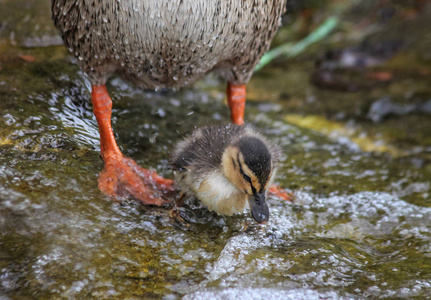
[1,0,431,298]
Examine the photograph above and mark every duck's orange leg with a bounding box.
[91,85,176,206]
[227,83,246,125]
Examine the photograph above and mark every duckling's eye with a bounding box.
[242,173,251,183]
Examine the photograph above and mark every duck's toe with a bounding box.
[98,156,177,206]
[268,185,294,202]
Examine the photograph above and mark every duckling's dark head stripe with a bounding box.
[237,152,257,194]
[235,137,272,188]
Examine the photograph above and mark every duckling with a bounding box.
[171,124,281,224]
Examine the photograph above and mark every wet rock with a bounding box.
[368,96,431,122]
[184,287,342,300]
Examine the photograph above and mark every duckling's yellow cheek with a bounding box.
[233,177,248,193]
[239,182,253,195]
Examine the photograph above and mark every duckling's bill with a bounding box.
[248,192,269,224]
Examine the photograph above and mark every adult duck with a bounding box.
[52,0,287,206]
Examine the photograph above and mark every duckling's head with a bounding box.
[221,136,275,224]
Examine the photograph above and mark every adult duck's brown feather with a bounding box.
[52,0,286,88]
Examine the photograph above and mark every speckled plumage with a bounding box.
[52,0,286,89]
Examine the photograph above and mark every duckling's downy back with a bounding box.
[172,125,243,175]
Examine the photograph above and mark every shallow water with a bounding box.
[1,0,431,299]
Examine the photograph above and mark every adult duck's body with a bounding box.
[52,0,287,206]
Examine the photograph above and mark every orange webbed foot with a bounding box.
[91,85,177,206]
[268,184,294,202]
[98,156,177,206]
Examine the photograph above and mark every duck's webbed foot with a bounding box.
[99,156,177,206]
[91,85,176,206]
[268,185,294,202]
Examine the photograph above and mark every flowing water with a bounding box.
[1,0,431,299]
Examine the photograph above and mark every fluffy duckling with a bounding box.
[171,124,280,224]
